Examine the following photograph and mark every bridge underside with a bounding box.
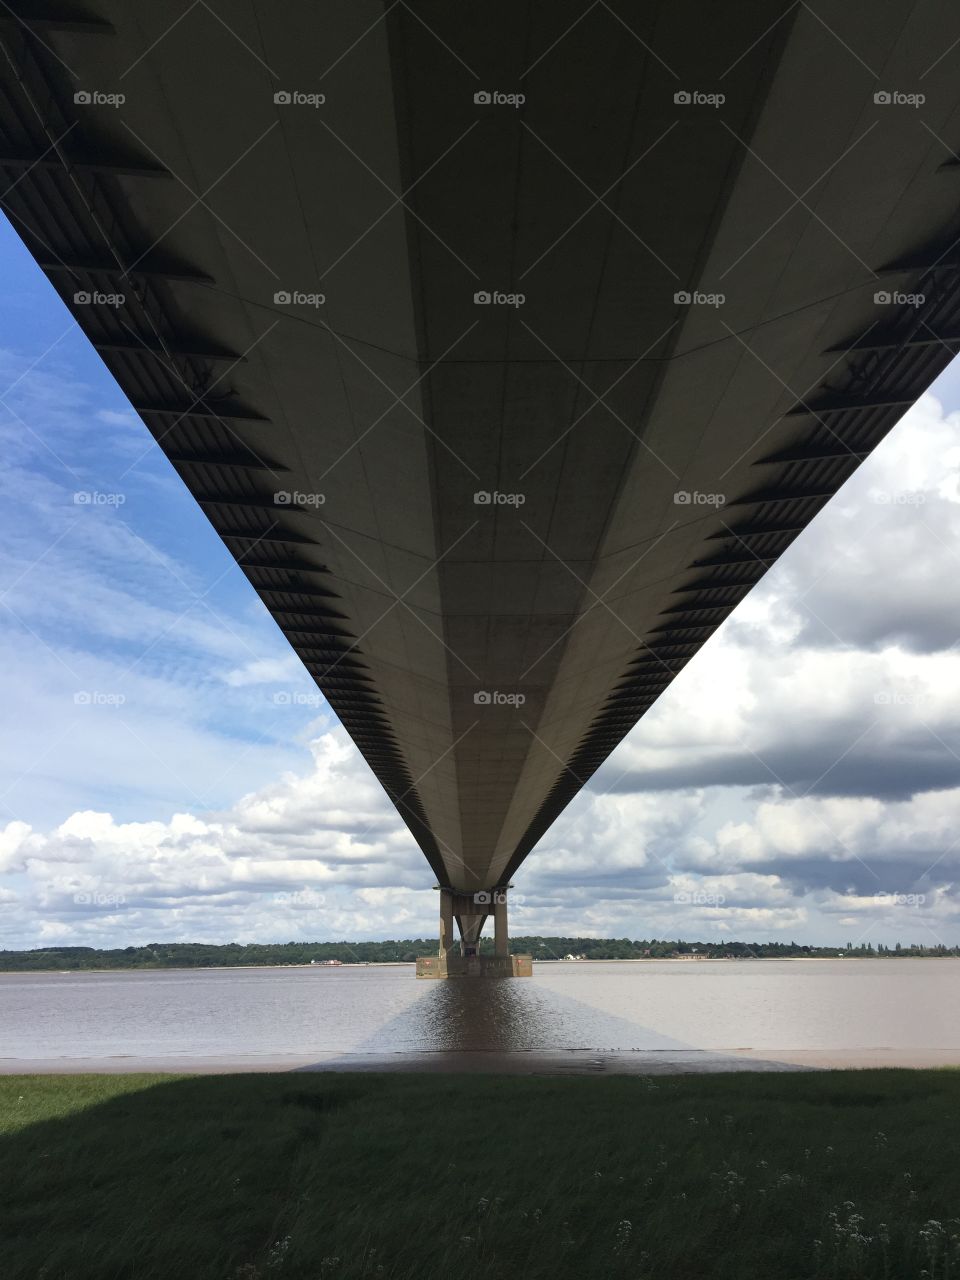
[3,1,960,918]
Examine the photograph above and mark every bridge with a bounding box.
[3,1,960,974]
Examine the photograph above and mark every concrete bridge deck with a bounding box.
[2,1,960,962]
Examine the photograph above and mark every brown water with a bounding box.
[1,959,958,1072]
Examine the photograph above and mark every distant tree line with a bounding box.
[0,937,958,971]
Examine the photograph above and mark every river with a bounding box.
[2,959,958,1073]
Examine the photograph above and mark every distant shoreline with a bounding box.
[3,937,952,975]
[2,954,958,976]
[0,961,414,975]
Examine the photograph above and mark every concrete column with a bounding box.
[439,888,455,958]
[494,894,509,957]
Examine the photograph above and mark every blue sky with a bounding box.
[0,214,328,823]
[3,210,960,950]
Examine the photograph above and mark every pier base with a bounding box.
[416,952,533,978]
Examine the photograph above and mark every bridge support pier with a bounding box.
[494,893,509,957]
[416,887,532,978]
[439,886,456,962]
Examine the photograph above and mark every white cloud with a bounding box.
[221,656,305,687]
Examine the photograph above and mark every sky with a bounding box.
[2,212,960,951]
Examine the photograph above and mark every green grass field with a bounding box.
[1,1070,958,1279]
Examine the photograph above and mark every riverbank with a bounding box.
[7,1046,960,1074]
[2,1069,957,1279]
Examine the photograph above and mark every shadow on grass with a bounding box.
[2,1069,959,1279]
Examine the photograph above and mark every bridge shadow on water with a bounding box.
[299,974,801,1073]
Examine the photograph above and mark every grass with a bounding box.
[1,1070,959,1279]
